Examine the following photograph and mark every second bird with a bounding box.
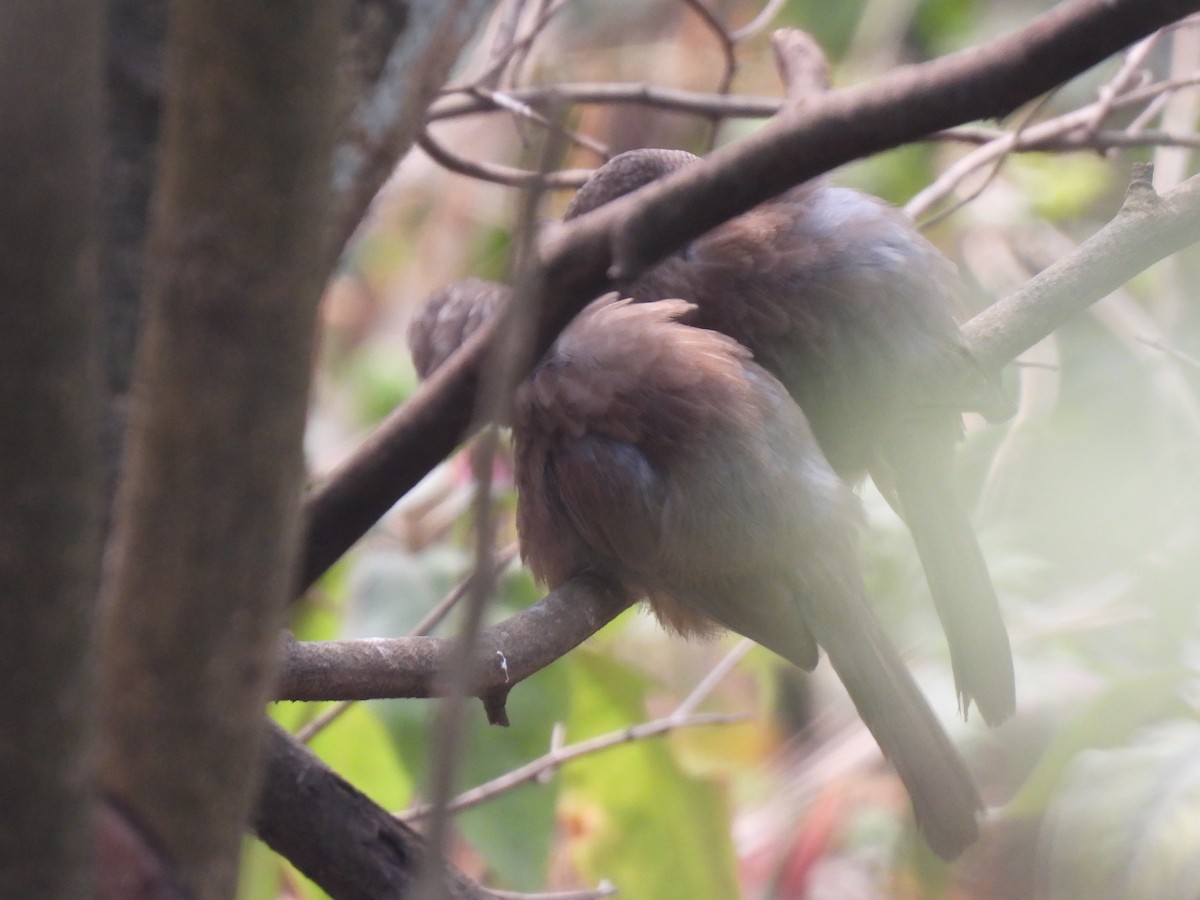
[563,149,1016,725]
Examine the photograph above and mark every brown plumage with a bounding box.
[406,283,985,856]
[509,296,982,858]
[563,149,1016,726]
[406,277,510,380]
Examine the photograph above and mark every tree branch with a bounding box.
[278,574,634,725]
[330,0,500,256]
[254,724,501,900]
[967,166,1200,369]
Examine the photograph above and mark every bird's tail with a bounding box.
[803,574,984,860]
[886,431,1016,726]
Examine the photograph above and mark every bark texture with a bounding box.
[0,3,104,897]
[97,4,340,897]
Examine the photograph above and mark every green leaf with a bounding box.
[307,702,414,810]
[562,649,739,900]
[342,544,471,639]
[376,659,570,892]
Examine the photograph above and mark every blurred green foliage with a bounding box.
[562,651,740,899]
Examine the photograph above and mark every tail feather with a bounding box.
[805,580,984,859]
[887,435,1016,725]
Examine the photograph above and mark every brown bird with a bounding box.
[563,149,1016,726]
[407,277,511,381]
[506,295,982,858]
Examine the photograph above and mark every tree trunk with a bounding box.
[0,3,104,897]
[97,4,340,897]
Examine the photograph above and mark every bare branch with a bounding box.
[909,67,1200,218]
[1079,31,1162,138]
[676,0,739,148]
[277,574,636,720]
[403,636,754,821]
[731,0,790,43]
[417,127,592,188]
[966,166,1200,369]
[330,1,499,256]
[939,126,1200,152]
[447,0,571,95]
[254,724,501,900]
[490,887,616,900]
[429,81,782,122]
[403,711,747,820]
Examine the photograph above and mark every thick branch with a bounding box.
[330,0,499,255]
[967,168,1200,368]
[254,724,499,900]
[299,0,1200,591]
[278,574,634,725]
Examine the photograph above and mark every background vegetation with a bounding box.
[253,1,1200,897]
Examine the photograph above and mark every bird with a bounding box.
[406,282,986,856]
[562,149,1016,726]
[505,294,982,859]
[407,277,511,381]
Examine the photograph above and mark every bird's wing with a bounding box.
[543,434,666,577]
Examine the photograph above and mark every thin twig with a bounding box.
[731,0,790,42]
[473,86,609,157]
[418,128,590,189]
[677,0,739,149]
[503,0,556,94]
[1079,31,1161,138]
[1141,335,1200,370]
[431,72,1200,126]
[447,0,572,95]
[480,0,532,92]
[910,71,1200,218]
[419,543,522,638]
[402,711,748,820]
[406,636,754,821]
[916,90,1059,229]
[674,638,754,718]
[489,885,616,900]
[940,125,1200,151]
[430,81,782,122]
